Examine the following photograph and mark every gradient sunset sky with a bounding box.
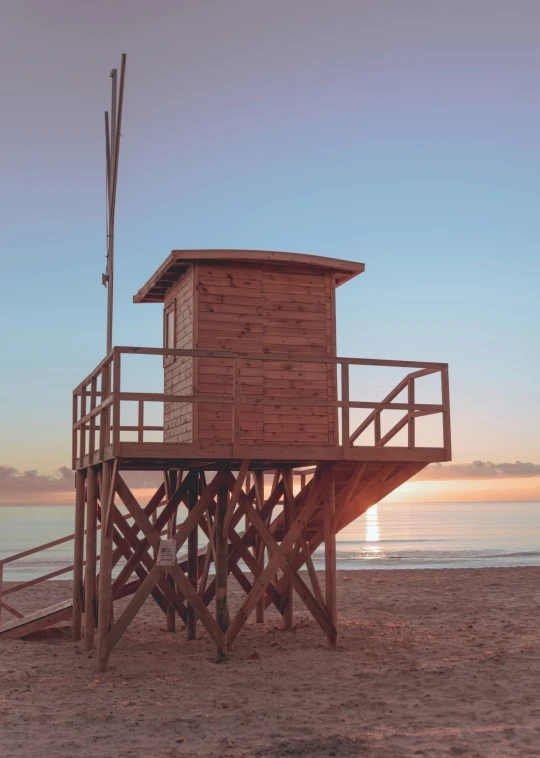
[0,0,538,504]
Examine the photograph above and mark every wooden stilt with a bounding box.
[72,470,86,641]
[254,472,265,623]
[97,459,117,672]
[166,470,178,633]
[324,466,337,645]
[186,471,198,640]
[215,483,229,657]
[84,466,98,649]
[282,468,294,631]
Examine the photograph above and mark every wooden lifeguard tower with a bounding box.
[65,246,450,672]
[0,59,451,666]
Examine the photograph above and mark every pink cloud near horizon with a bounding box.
[0,461,539,506]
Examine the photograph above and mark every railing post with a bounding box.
[441,366,452,459]
[341,362,350,456]
[112,350,121,455]
[138,400,144,443]
[89,376,97,464]
[80,387,87,464]
[99,363,109,461]
[232,358,240,456]
[408,378,415,448]
[72,392,78,470]
[374,411,381,445]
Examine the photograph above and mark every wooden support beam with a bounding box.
[324,466,337,644]
[103,564,164,659]
[215,483,229,649]
[282,469,325,611]
[226,466,335,649]
[72,470,86,641]
[186,471,199,640]
[110,504,177,618]
[282,468,294,631]
[254,472,265,623]
[222,459,250,537]
[168,563,225,654]
[97,459,118,672]
[166,470,179,633]
[84,466,98,650]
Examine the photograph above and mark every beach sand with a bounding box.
[1,567,539,757]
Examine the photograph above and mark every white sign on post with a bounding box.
[157,539,177,567]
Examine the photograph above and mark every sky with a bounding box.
[0,0,538,505]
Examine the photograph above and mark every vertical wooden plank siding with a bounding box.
[262,266,331,446]
[84,466,98,650]
[163,267,194,443]
[191,261,199,443]
[192,262,335,446]
[196,263,263,444]
[72,470,86,641]
[328,272,339,444]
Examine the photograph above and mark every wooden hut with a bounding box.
[134,250,364,448]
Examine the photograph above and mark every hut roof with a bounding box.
[133,249,365,303]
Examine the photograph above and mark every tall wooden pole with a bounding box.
[72,470,86,641]
[104,54,126,355]
[84,466,98,650]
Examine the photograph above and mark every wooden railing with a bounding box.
[73,347,450,466]
[0,526,100,625]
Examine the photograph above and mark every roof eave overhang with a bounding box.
[133,250,365,304]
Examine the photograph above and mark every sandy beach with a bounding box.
[1,567,539,758]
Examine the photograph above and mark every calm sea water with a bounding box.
[1,501,539,582]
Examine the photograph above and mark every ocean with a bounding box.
[1,500,539,582]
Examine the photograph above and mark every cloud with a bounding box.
[0,464,74,493]
[0,465,165,505]
[416,461,540,481]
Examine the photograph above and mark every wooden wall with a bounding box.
[194,263,337,446]
[163,268,193,443]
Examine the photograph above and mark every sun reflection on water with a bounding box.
[364,504,381,553]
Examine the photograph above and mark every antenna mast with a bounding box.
[103,54,127,354]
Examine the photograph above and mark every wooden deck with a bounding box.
[72,346,451,471]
